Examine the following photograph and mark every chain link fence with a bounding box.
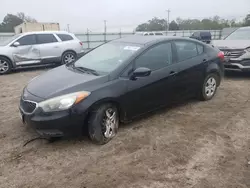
[0,30,222,50]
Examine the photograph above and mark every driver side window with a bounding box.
[16,34,36,46]
[134,42,173,71]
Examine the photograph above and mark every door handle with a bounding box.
[169,71,177,76]
[202,59,207,62]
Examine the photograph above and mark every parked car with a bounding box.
[190,31,212,44]
[0,31,85,75]
[211,26,250,71]
[19,36,224,144]
[135,32,164,36]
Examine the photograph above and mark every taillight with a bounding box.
[218,51,224,62]
[79,42,83,46]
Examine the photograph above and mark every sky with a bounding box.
[1,0,249,32]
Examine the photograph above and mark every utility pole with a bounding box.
[67,24,70,32]
[104,20,107,33]
[166,9,171,31]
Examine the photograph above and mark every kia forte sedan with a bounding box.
[19,36,224,144]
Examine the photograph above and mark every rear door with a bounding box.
[12,34,40,65]
[171,40,206,100]
[35,34,61,63]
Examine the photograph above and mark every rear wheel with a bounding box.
[88,103,119,145]
[199,73,219,101]
[61,51,76,64]
[0,57,12,75]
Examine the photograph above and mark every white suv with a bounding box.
[0,31,85,74]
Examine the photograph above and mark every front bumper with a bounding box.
[19,106,87,138]
[223,60,250,72]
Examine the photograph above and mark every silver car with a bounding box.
[0,31,85,74]
[212,26,250,71]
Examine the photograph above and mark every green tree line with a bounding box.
[136,14,250,31]
[0,12,37,32]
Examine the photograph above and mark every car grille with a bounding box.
[20,99,37,114]
[220,49,246,59]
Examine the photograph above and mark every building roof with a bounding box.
[21,31,70,35]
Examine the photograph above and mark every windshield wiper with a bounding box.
[74,66,99,76]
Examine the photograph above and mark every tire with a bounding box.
[88,103,119,145]
[61,51,76,64]
[0,56,12,75]
[199,73,219,101]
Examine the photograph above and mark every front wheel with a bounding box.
[0,57,12,75]
[199,73,219,101]
[88,103,119,145]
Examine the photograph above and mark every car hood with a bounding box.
[26,65,109,99]
[211,40,250,49]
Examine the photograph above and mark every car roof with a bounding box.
[113,36,191,45]
[20,31,72,35]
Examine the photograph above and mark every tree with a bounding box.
[0,12,37,32]
[17,12,37,23]
[244,14,250,26]
[136,14,247,31]
[136,17,167,31]
[0,14,23,32]
[169,20,179,30]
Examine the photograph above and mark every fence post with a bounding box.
[219,30,222,39]
[104,31,107,42]
[86,29,90,49]
[119,28,122,38]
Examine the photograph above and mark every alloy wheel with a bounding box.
[205,77,217,97]
[0,59,9,74]
[64,53,75,64]
[102,108,118,139]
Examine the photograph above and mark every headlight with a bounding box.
[38,91,90,112]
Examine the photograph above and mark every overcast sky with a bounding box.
[1,0,249,32]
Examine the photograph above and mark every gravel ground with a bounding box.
[0,68,250,188]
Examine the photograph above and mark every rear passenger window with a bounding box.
[197,44,204,54]
[175,41,201,62]
[57,34,74,41]
[36,34,57,44]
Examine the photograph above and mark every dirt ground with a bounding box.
[0,68,250,188]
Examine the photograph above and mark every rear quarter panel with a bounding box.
[59,40,83,55]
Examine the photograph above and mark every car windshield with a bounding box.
[225,28,250,40]
[0,34,21,46]
[74,42,141,75]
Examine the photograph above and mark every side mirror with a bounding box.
[131,67,151,80]
[12,42,20,47]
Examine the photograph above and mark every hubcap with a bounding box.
[103,108,117,138]
[0,60,9,73]
[205,77,216,97]
[64,53,75,64]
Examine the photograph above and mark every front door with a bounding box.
[121,42,177,118]
[12,34,41,66]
